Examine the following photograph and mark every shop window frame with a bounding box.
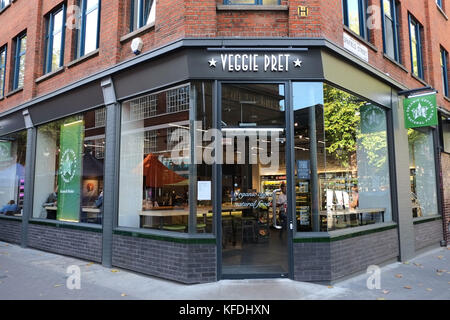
[0,45,6,98]
[381,0,401,63]
[44,4,66,75]
[12,32,27,91]
[0,0,11,11]
[76,0,101,59]
[130,0,155,33]
[342,0,370,41]
[441,47,449,98]
[408,14,424,80]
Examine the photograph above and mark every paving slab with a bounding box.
[0,241,448,300]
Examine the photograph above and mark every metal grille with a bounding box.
[130,94,157,120]
[167,127,189,151]
[166,86,190,113]
[94,138,105,159]
[144,130,157,155]
[94,108,106,127]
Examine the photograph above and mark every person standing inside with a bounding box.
[277,182,288,236]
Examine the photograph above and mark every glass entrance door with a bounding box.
[220,83,289,278]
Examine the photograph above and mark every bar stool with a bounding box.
[241,216,257,243]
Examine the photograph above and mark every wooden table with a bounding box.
[139,206,248,229]
[320,208,385,229]
[44,206,101,222]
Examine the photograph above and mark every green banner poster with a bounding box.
[404,93,438,129]
[57,120,84,222]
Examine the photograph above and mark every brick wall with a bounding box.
[112,234,217,284]
[414,220,444,251]
[293,242,331,282]
[1,1,449,115]
[330,228,399,280]
[293,227,399,282]
[28,223,102,262]
[441,152,450,242]
[0,218,21,244]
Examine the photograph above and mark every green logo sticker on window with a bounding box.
[361,104,385,133]
[404,94,437,129]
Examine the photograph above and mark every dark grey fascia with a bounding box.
[0,37,410,134]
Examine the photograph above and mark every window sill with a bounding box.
[383,54,408,73]
[436,4,449,20]
[114,227,216,244]
[120,22,155,43]
[412,215,441,225]
[67,49,99,68]
[216,4,289,11]
[411,73,428,86]
[5,87,23,98]
[444,96,450,103]
[294,222,398,242]
[0,3,11,15]
[29,219,103,232]
[343,25,378,53]
[35,66,65,84]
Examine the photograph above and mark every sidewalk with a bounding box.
[0,240,448,300]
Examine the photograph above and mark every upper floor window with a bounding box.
[44,5,66,74]
[224,0,280,4]
[0,0,11,10]
[436,0,443,9]
[0,46,6,98]
[130,0,155,32]
[76,0,100,58]
[441,47,449,97]
[343,0,369,40]
[381,0,401,63]
[13,33,27,90]
[408,15,424,79]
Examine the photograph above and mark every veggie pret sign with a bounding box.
[57,120,84,222]
[403,93,438,129]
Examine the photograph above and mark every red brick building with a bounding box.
[0,0,448,283]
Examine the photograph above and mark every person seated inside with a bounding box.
[43,186,58,220]
[95,190,103,209]
[0,200,19,215]
[349,185,359,209]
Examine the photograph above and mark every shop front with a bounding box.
[0,39,444,283]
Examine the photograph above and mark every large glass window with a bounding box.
[32,108,105,224]
[0,130,27,216]
[130,0,155,32]
[13,33,26,90]
[408,128,438,218]
[44,6,66,74]
[382,0,401,62]
[76,0,100,58]
[0,46,6,98]
[119,84,210,233]
[343,0,369,40]
[293,83,392,232]
[409,15,424,79]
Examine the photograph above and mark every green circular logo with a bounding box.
[60,149,77,183]
[361,105,384,132]
[405,97,435,126]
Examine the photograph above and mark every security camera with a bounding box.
[131,37,144,55]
